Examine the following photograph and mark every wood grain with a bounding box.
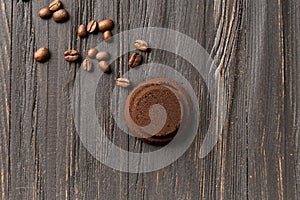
[0,0,299,199]
[0,0,11,199]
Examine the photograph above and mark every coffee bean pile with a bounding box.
[78,19,150,76]
[39,0,69,23]
[84,48,112,74]
[32,0,150,89]
[78,19,115,73]
[79,19,114,41]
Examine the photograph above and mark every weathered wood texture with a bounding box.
[0,0,299,199]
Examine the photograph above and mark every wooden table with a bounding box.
[0,0,299,199]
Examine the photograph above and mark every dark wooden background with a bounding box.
[0,0,299,199]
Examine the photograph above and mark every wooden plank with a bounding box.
[67,1,129,199]
[243,0,298,199]
[281,0,300,199]
[10,0,40,199]
[207,0,248,199]
[0,0,12,199]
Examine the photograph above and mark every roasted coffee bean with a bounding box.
[96,51,110,61]
[34,47,50,63]
[49,0,62,12]
[53,9,69,23]
[87,20,98,33]
[103,31,112,41]
[128,53,142,68]
[77,24,88,38]
[39,7,52,19]
[82,59,93,72]
[98,61,111,73]
[98,19,114,32]
[87,48,98,58]
[116,78,131,88]
[134,40,149,52]
[64,50,80,62]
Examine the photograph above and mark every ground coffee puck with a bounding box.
[124,78,190,145]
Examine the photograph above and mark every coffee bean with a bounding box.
[128,53,142,68]
[98,61,111,73]
[87,48,98,58]
[96,51,110,61]
[77,24,88,38]
[87,20,98,33]
[49,0,62,12]
[134,40,149,52]
[53,9,69,23]
[82,59,93,72]
[98,19,114,32]
[39,7,52,19]
[34,47,50,63]
[64,50,80,62]
[103,31,112,41]
[116,78,131,88]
